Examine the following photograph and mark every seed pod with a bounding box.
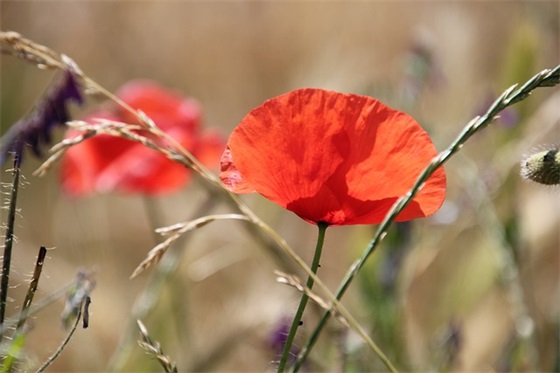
[520,147,560,185]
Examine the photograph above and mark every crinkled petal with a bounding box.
[220,147,256,193]
[221,88,446,225]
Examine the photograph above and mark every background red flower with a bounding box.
[220,88,446,225]
[61,80,224,197]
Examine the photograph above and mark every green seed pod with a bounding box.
[520,148,560,185]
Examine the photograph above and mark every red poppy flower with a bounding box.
[220,88,446,226]
[60,80,224,197]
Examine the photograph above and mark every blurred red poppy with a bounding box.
[220,88,446,226]
[61,80,224,197]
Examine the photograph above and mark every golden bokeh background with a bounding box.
[0,2,558,372]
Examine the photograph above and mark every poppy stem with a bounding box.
[277,222,328,372]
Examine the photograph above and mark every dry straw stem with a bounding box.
[131,214,250,279]
[0,31,63,70]
[33,120,143,177]
[0,30,381,358]
[292,65,560,372]
[137,320,178,373]
[275,271,347,326]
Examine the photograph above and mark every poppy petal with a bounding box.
[220,147,256,193]
[221,88,446,225]
[60,81,223,197]
[195,130,226,168]
[60,113,135,197]
[116,80,201,133]
[94,143,190,195]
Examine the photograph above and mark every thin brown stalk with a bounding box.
[15,246,47,332]
[34,300,82,373]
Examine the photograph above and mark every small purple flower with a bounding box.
[268,316,301,367]
[0,69,83,166]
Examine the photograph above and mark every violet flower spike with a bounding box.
[0,69,83,166]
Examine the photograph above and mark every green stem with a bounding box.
[0,155,21,341]
[277,222,328,372]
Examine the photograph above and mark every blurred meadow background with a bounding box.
[0,1,559,372]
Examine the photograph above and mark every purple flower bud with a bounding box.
[268,316,301,367]
[0,69,83,166]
